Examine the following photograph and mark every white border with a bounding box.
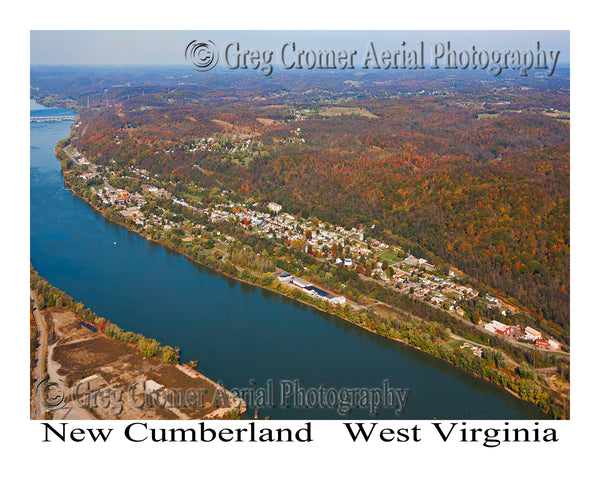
[4,0,596,477]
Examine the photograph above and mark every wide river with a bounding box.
[30,100,547,419]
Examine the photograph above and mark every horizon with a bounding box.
[31,30,570,66]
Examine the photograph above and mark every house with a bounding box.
[485,294,498,303]
[472,346,483,357]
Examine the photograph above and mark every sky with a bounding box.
[30,30,569,65]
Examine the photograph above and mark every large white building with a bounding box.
[291,277,312,288]
[267,202,282,214]
[484,320,511,336]
[524,326,542,340]
[548,338,562,350]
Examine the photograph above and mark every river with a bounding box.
[30,99,547,419]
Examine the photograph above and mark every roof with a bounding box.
[525,326,541,336]
[306,285,334,299]
[292,277,312,288]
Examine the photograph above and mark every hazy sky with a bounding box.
[31,30,569,65]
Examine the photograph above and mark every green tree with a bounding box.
[139,338,161,359]
[517,361,535,380]
[161,346,179,364]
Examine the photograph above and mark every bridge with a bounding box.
[30,115,77,122]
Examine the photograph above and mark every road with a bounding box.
[30,298,97,421]
[365,273,567,357]
[30,290,47,420]
[448,333,520,368]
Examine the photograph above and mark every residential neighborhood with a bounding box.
[66,148,560,352]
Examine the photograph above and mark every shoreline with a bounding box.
[29,291,245,420]
[63,183,550,417]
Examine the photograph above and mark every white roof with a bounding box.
[525,326,541,336]
[292,277,312,287]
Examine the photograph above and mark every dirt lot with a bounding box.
[47,308,241,420]
[318,106,379,119]
[256,117,281,126]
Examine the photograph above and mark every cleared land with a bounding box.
[318,106,378,119]
[45,307,240,420]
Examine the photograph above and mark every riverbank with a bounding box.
[59,158,566,419]
[30,99,556,420]
[30,266,245,420]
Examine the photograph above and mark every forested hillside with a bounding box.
[33,66,570,336]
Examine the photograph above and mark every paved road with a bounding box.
[31,300,97,421]
[364,273,568,357]
[30,290,47,420]
[534,366,560,374]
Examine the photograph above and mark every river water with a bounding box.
[30,99,547,419]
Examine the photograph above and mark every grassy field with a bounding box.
[318,106,378,119]
[378,248,404,265]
